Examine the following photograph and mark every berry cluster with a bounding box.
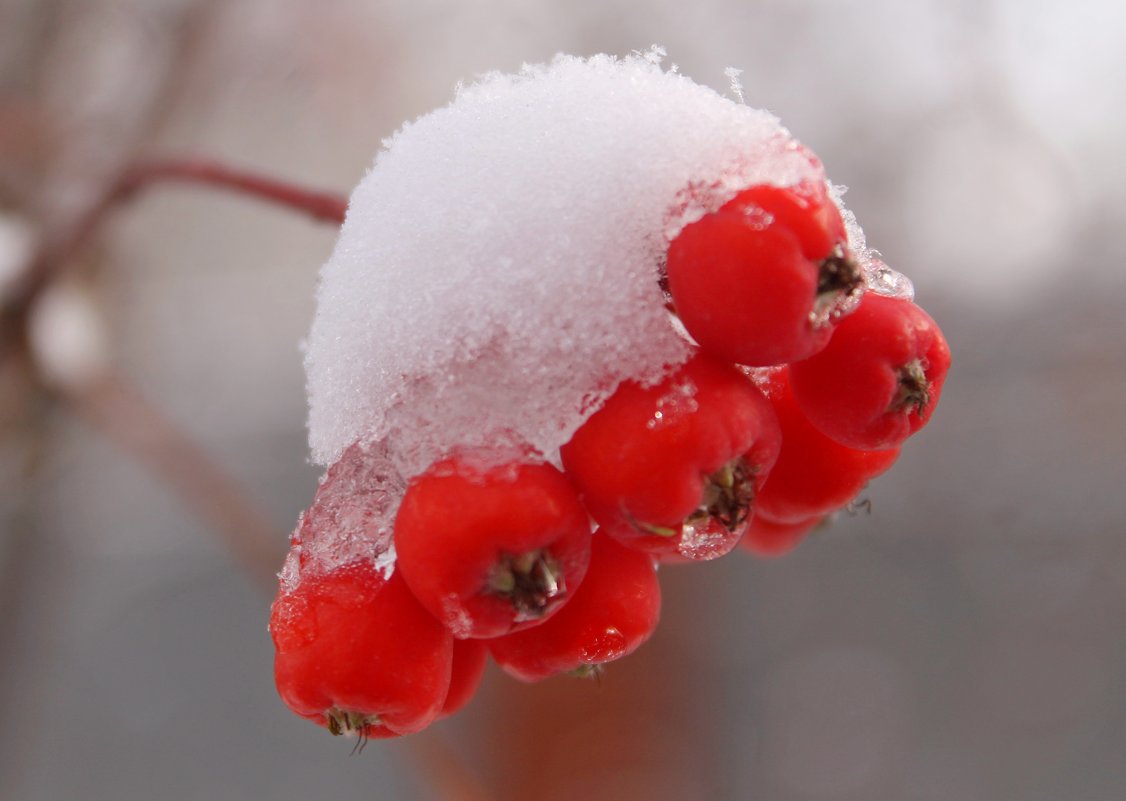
[270,176,950,743]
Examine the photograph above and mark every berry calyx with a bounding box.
[636,457,756,540]
[814,244,863,321]
[891,359,931,414]
[394,456,592,639]
[270,564,453,739]
[690,457,756,532]
[789,293,951,450]
[560,353,781,561]
[486,549,565,622]
[325,709,380,738]
[666,181,863,366]
[489,532,661,682]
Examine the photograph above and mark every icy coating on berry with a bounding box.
[304,48,880,475]
[281,442,403,591]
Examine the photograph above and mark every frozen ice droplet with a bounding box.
[864,259,915,301]
[677,517,743,560]
[646,376,699,430]
[724,66,746,104]
[278,534,303,593]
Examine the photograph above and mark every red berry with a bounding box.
[789,293,951,450]
[489,532,661,682]
[739,514,823,557]
[560,353,781,561]
[754,368,899,523]
[270,563,453,739]
[394,456,592,639]
[732,181,848,261]
[439,639,488,718]
[666,182,863,366]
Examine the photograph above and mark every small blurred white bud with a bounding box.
[27,281,111,390]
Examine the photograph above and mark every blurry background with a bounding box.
[2,0,1125,799]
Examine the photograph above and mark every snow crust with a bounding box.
[304,49,868,476]
[280,442,402,592]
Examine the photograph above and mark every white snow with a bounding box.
[304,49,875,477]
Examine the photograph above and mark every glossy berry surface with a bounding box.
[739,514,824,557]
[789,293,951,450]
[560,353,781,561]
[439,639,489,718]
[754,369,900,523]
[270,564,453,739]
[394,457,592,639]
[666,182,862,366]
[729,181,848,261]
[489,532,661,682]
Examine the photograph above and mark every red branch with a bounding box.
[115,159,348,225]
[10,159,496,799]
[7,158,347,314]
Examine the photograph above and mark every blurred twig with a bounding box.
[2,6,488,798]
[64,370,281,589]
[6,158,347,316]
[118,158,349,222]
[1,156,351,591]
[1,154,495,800]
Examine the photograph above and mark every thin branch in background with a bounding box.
[3,155,350,588]
[4,4,489,796]
[8,158,348,312]
[3,134,492,798]
[115,159,349,225]
[65,370,282,590]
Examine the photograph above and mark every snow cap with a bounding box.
[305,49,847,475]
